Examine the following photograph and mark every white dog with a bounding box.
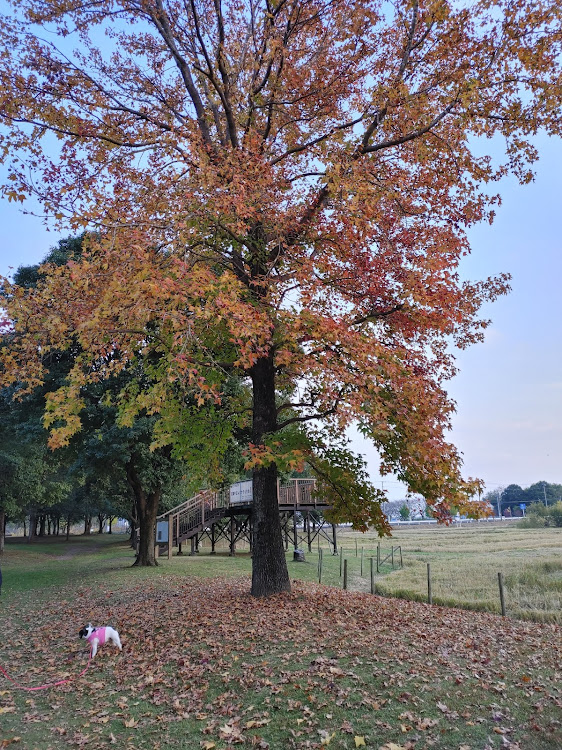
[79,623,122,658]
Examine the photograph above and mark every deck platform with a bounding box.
[155,479,337,558]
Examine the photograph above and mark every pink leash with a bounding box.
[0,650,92,691]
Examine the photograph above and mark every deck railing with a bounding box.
[157,478,320,546]
[278,478,317,506]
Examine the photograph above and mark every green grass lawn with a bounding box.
[0,533,561,749]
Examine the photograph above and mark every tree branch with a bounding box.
[361,101,456,154]
[351,304,404,326]
[149,0,213,147]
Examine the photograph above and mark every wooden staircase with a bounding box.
[156,479,333,556]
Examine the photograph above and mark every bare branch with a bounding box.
[361,101,456,154]
[149,0,213,147]
[351,304,404,327]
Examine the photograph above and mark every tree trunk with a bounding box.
[83,516,92,535]
[39,515,46,537]
[66,514,71,541]
[27,511,36,543]
[108,516,114,534]
[129,503,138,548]
[97,514,105,534]
[250,353,290,597]
[127,462,160,566]
[0,510,5,555]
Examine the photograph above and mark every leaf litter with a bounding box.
[0,576,560,749]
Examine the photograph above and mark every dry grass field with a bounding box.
[161,519,562,623]
[331,523,562,623]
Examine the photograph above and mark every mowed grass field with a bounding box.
[0,528,560,750]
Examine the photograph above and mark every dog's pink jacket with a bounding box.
[87,627,107,645]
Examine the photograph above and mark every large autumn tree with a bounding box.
[1,0,561,595]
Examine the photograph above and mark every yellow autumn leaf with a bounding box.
[355,737,366,747]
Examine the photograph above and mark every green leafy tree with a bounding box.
[399,504,411,522]
[0,381,73,545]
[3,239,191,562]
[524,482,561,506]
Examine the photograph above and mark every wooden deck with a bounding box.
[156,479,335,557]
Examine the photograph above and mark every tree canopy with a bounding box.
[1,238,213,562]
[485,481,562,514]
[1,0,562,594]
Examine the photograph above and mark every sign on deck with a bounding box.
[229,480,253,505]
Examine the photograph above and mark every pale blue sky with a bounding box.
[1,137,560,500]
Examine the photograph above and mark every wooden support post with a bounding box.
[332,523,338,555]
[284,515,289,551]
[399,546,403,568]
[210,524,216,554]
[168,515,174,560]
[361,546,364,577]
[370,557,375,594]
[190,536,196,556]
[293,512,298,549]
[391,546,394,568]
[427,563,432,604]
[154,544,159,559]
[340,549,344,576]
[355,538,358,557]
[377,542,380,573]
[343,559,348,590]
[498,572,506,616]
[230,517,236,556]
[318,548,323,584]
[176,513,179,545]
[307,511,312,552]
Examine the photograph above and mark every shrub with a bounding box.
[550,501,562,528]
[522,500,562,528]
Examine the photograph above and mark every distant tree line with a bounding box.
[484,482,562,517]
